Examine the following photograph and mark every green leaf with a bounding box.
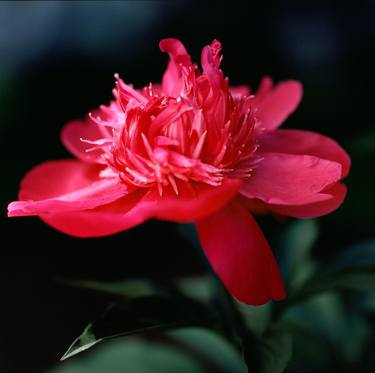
[53,337,206,373]
[62,295,211,360]
[59,278,163,298]
[279,220,318,291]
[289,240,375,301]
[242,328,293,373]
[281,292,371,364]
[52,328,247,373]
[167,328,248,373]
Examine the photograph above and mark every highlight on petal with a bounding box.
[230,85,251,97]
[259,129,351,177]
[61,116,106,164]
[196,201,285,305]
[35,178,242,238]
[8,160,127,217]
[255,80,303,131]
[240,152,342,205]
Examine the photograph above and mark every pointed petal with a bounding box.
[259,129,351,177]
[8,160,127,216]
[196,202,285,305]
[240,153,342,205]
[255,80,302,131]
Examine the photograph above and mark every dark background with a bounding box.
[0,1,373,372]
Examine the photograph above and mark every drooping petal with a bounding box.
[255,80,302,131]
[268,183,347,218]
[39,190,148,237]
[8,160,127,216]
[259,129,351,177]
[240,153,342,205]
[159,38,192,97]
[61,118,106,164]
[196,201,285,305]
[28,178,242,238]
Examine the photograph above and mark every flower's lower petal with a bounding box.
[268,183,347,218]
[61,118,105,164]
[141,178,242,222]
[8,160,127,216]
[26,178,241,238]
[39,190,148,238]
[255,80,302,131]
[196,201,285,305]
[240,153,342,205]
[259,129,351,177]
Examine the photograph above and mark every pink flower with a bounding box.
[8,39,350,305]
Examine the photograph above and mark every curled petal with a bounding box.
[159,38,192,96]
[196,201,285,305]
[259,129,351,177]
[8,160,127,216]
[240,153,342,205]
[255,80,302,131]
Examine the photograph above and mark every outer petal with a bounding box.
[240,153,342,205]
[259,129,351,177]
[255,80,302,131]
[196,201,285,305]
[61,117,105,164]
[268,183,347,218]
[8,160,127,216]
[34,178,242,238]
[159,38,192,97]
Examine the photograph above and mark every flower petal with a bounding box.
[255,80,302,131]
[230,85,251,97]
[39,190,148,237]
[28,178,242,238]
[142,178,242,222]
[159,38,192,97]
[196,201,285,305]
[240,153,342,205]
[268,183,347,218]
[259,129,351,177]
[8,160,127,216]
[61,117,105,164]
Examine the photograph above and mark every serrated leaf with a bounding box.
[62,295,211,360]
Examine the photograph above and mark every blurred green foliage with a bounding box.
[47,220,375,373]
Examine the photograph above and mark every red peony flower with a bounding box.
[8,39,350,305]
